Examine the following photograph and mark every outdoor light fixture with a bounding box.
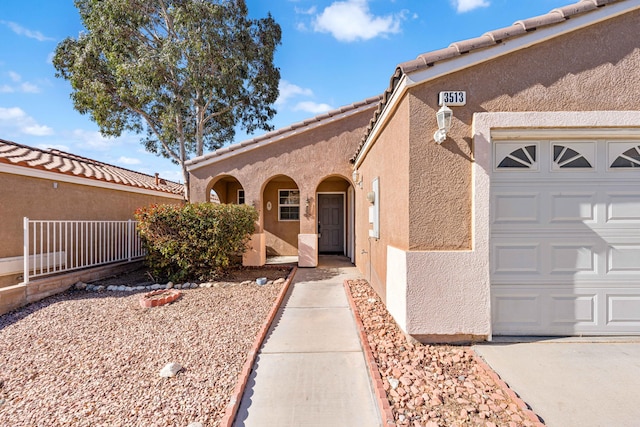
[433,104,453,144]
[352,169,362,188]
[305,197,311,216]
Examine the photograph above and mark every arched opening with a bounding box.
[262,175,300,257]
[207,175,245,204]
[316,175,354,261]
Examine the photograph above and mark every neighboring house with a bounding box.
[0,139,184,288]
[189,0,640,342]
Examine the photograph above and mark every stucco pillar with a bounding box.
[297,185,318,267]
[298,233,318,267]
[243,233,266,266]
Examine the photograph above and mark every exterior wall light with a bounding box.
[352,169,362,188]
[433,104,453,144]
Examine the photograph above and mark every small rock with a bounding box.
[191,283,199,289]
[117,285,126,292]
[187,423,203,427]
[205,283,213,288]
[135,286,145,291]
[159,362,182,378]
[175,284,182,290]
[166,282,174,289]
[241,280,252,286]
[151,284,163,290]
[107,285,116,291]
[368,298,377,303]
[75,281,87,290]
[95,285,105,291]
[274,278,285,285]
[199,283,207,288]
[86,284,95,291]
[387,377,400,390]
[267,280,274,285]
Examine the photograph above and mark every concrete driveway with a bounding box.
[473,337,640,427]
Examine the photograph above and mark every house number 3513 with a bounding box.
[438,91,466,106]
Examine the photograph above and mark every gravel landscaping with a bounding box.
[0,266,290,427]
[347,279,541,427]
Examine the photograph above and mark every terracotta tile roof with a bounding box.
[350,0,630,163]
[187,95,383,169]
[0,138,184,196]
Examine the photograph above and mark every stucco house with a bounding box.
[0,139,184,289]
[188,0,640,342]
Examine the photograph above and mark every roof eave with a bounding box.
[352,0,640,167]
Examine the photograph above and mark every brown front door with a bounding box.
[318,194,344,254]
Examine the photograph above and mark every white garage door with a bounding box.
[491,138,640,335]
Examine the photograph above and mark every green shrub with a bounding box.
[135,203,258,282]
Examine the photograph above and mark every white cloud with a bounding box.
[117,156,141,165]
[295,6,317,15]
[0,20,54,42]
[70,129,120,151]
[312,0,403,42]
[8,71,21,82]
[453,0,490,13]
[20,82,40,93]
[0,107,54,136]
[2,71,41,93]
[293,101,334,114]
[276,80,314,105]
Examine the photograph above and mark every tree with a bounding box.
[53,0,281,200]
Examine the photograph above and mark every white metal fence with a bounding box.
[23,218,145,284]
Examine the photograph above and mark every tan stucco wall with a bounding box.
[358,9,640,341]
[406,9,640,250]
[189,107,376,262]
[355,98,411,299]
[0,172,182,286]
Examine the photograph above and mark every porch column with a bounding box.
[243,188,266,266]
[298,186,318,267]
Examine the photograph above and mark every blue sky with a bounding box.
[1,0,574,183]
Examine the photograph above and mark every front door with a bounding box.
[318,194,344,253]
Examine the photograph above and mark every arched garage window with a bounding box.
[611,145,640,168]
[497,145,537,169]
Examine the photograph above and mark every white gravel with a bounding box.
[0,281,284,427]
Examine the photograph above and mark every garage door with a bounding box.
[491,139,640,335]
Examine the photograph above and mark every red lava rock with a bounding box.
[346,279,542,427]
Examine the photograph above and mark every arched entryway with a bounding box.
[261,175,300,258]
[316,175,355,263]
[207,175,245,204]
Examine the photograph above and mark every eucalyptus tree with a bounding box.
[54,0,281,199]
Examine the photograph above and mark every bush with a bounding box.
[135,203,258,282]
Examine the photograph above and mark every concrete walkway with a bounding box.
[473,337,640,427]
[234,256,382,427]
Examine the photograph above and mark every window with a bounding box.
[279,189,300,221]
[611,145,640,168]
[237,189,245,204]
[497,145,537,169]
[553,145,592,169]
